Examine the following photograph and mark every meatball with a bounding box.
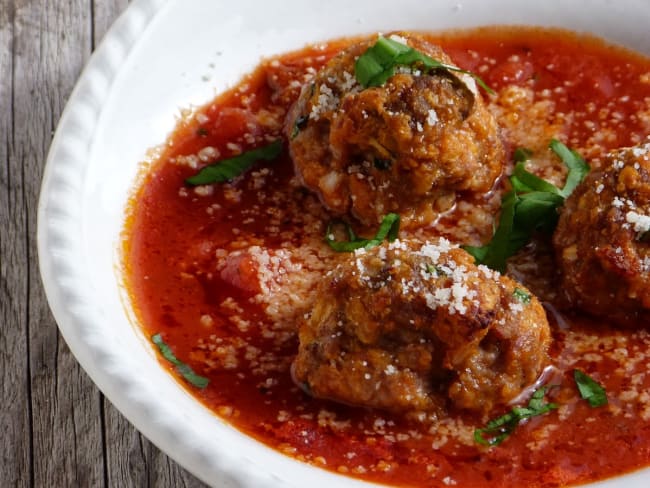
[285,33,505,228]
[553,141,650,325]
[292,239,550,414]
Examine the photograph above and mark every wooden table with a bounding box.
[0,1,207,486]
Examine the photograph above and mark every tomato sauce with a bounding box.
[124,27,650,487]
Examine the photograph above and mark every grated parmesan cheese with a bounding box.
[626,210,650,233]
[427,109,439,126]
[310,83,338,120]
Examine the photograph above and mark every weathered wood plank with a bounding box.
[104,403,150,487]
[149,449,210,488]
[92,0,129,47]
[104,400,208,488]
[0,2,31,486]
[11,1,105,486]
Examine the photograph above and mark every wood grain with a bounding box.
[0,3,31,485]
[0,1,208,486]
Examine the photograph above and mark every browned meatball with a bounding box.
[285,33,505,228]
[553,141,650,325]
[292,239,550,415]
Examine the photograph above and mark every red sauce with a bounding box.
[124,27,650,487]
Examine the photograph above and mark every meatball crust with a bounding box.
[553,141,650,325]
[285,33,505,228]
[292,239,550,415]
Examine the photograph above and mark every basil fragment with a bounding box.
[513,288,531,304]
[291,115,309,139]
[573,369,608,408]
[549,139,590,198]
[464,190,529,272]
[513,147,533,163]
[354,36,493,93]
[464,140,589,272]
[474,386,558,446]
[426,264,449,276]
[151,333,209,389]
[185,139,282,186]
[325,213,400,252]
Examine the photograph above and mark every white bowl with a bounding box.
[38,0,650,486]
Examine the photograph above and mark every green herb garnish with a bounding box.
[549,139,590,198]
[291,115,309,139]
[197,127,209,137]
[513,288,531,304]
[513,147,533,163]
[325,213,400,252]
[354,36,493,93]
[426,264,449,276]
[573,369,607,408]
[185,139,282,186]
[151,333,209,389]
[465,140,589,272]
[474,386,558,446]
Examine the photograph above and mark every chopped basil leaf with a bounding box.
[324,221,359,253]
[197,127,209,137]
[513,147,533,163]
[435,266,449,276]
[355,37,410,87]
[513,288,531,304]
[515,191,564,234]
[464,191,528,272]
[325,213,400,252]
[549,139,590,198]
[573,369,607,408]
[464,142,588,272]
[474,386,558,446]
[291,115,309,139]
[383,214,401,241]
[511,163,562,195]
[151,333,209,389]
[355,36,493,94]
[426,264,449,276]
[185,139,282,186]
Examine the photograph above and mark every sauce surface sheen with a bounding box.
[125,27,650,487]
